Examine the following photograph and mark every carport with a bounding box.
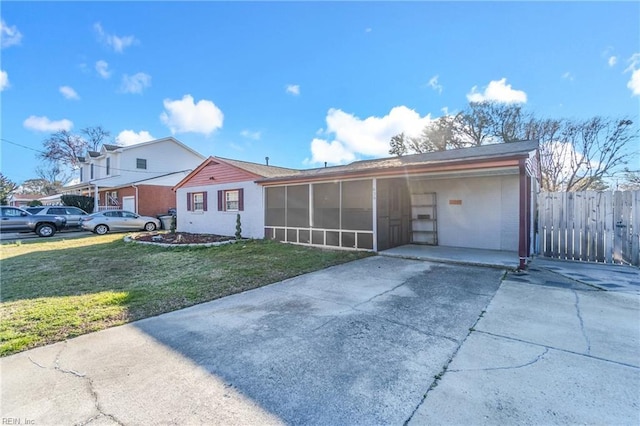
[259,141,539,269]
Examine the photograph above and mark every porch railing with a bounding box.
[96,205,120,212]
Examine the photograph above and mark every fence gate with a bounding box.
[537,190,640,266]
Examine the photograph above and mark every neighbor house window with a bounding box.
[90,164,94,179]
[186,192,207,212]
[217,189,244,212]
[136,158,147,169]
[106,158,111,175]
[80,168,83,181]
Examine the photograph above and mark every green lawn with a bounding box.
[0,235,373,356]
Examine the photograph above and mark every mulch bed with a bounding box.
[133,232,235,245]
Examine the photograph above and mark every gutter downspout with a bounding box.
[132,184,139,214]
[518,159,528,270]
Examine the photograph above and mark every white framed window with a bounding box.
[193,193,204,211]
[187,192,207,212]
[225,190,239,212]
[216,189,244,212]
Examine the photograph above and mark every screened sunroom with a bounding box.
[264,179,375,250]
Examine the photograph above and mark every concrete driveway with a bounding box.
[1,255,638,425]
[1,256,503,425]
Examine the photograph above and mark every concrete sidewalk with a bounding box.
[410,262,640,425]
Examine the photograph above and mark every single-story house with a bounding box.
[172,157,299,238]
[175,141,539,269]
[6,193,42,207]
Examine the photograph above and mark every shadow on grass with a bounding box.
[1,237,373,355]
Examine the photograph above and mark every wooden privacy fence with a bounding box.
[537,190,640,266]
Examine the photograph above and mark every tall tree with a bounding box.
[619,168,640,190]
[0,173,18,204]
[536,117,636,191]
[388,101,638,192]
[389,132,409,157]
[40,126,112,169]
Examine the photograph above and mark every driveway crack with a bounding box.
[448,348,549,372]
[51,342,125,426]
[572,289,592,355]
[353,279,412,309]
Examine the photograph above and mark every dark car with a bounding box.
[25,206,89,229]
[0,206,67,237]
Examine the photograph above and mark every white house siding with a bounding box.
[408,174,519,251]
[176,181,264,239]
[78,138,203,185]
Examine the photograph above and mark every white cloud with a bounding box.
[240,129,261,140]
[286,84,300,96]
[0,70,9,91]
[467,78,527,104]
[625,53,640,96]
[427,75,443,94]
[59,86,80,100]
[307,106,432,165]
[116,130,155,146]
[94,22,138,53]
[160,94,224,135]
[120,72,151,94]
[307,139,356,165]
[1,20,22,49]
[365,28,372,33]
[608,56,618,67]
[23,116,73,132]
[562,72,574,81]
[95,60,111,79]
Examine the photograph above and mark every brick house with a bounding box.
[63,137,205,217]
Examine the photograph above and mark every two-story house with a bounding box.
[64,137,205,216]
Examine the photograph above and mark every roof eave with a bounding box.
[257,153,532,186]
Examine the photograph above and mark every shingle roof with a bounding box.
[103,144,120,151]
[87,151,101,158]
[259,140,539,183]
[216,157,301,178]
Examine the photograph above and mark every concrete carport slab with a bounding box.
[1,256,503,425]
[409,265,640,425]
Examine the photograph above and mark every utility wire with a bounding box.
[1,137,181,175]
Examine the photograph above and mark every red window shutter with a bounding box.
[218,190,223,211]
[187,192,192,211]
[203,192,208,211]
[238,188,244,211]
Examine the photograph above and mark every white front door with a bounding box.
[122,196,135,213]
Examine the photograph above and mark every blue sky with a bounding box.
[1,1,639,185]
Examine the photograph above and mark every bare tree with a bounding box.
[388,101,638,192]
[534,117,637,191]
[40,126,112,170]
[40,130,86,168]
[81,125,111,152]
[619,168,640,190]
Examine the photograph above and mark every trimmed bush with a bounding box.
[61,195,94,213]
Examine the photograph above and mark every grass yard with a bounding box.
[0,235,373,356]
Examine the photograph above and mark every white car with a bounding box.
[81,210,160,235]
